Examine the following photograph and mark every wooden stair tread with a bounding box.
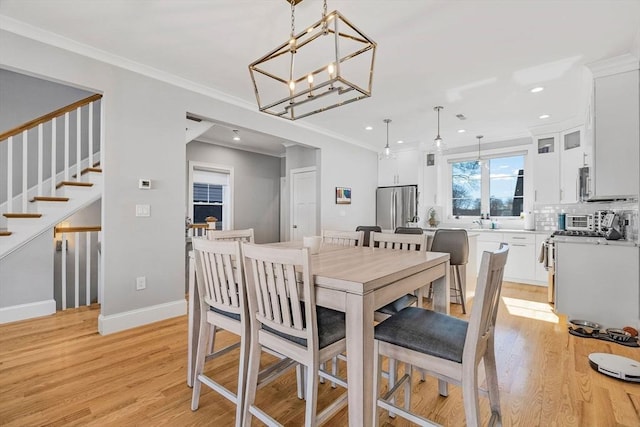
[31,196,70,202]
[3,213,42,219]
[0,231,12,236]
[71,167,103,178]
[56,181,94,189]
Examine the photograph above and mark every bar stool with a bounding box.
[355,225,381,247]
[430,229,469,313]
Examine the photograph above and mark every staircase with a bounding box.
[0,94,103,259]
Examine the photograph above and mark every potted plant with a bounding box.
[427,208,438,228]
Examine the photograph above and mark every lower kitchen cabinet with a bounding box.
[476,231,546,285]
[555,241,639,328]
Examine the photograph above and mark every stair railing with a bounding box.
[0,93,102,214]
[54,225,102,310]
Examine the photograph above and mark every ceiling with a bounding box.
[2,0,639,157]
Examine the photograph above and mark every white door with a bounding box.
[291,168,317,241]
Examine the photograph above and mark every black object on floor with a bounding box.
[568,328,640,348]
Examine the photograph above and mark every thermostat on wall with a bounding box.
[139,179,151,189]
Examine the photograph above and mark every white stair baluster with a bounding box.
[22,130,27,212]
[86,232,91,306]
[38,123,43,196]
[64,112,69,181]
[74,231,80,308]
[51,118,57,196]
[7,136,13,212]
[76,106,81,181]
[88,102,94,167]
[61,233,67,310]
[97,231,102,305]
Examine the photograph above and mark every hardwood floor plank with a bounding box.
[1,282,639,426]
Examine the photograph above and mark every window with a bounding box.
[190,166,232,230]
[451,153,525,217]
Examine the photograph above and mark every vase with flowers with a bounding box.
[427,208,438,228]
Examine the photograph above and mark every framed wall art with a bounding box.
[335,187,351,204]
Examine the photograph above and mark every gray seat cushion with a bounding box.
[376,293,418,316]
[263,305,346,349]
[211,306,241,321]
[374,306,468,363]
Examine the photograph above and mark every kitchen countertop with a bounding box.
[423,227,549,235]
[552,235,638,246]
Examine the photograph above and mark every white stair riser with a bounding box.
[28,201,70,214]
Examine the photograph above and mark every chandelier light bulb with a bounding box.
[289,80,296,91]
[328,63,335,76]
[307,74,314,84]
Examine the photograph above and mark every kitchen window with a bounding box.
[451,153,525,217]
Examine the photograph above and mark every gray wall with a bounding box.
[0,231,53,308]
[186,142,281,244]
[0,69,101,205]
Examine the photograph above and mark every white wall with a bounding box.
[1,29,378,332]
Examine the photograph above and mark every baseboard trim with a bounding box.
[0,299,56,324]
[98,299,186,335]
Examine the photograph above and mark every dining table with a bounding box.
[187,240,451,426]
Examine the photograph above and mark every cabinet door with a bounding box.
[593,69,640,198]
[559,127,584,204]
[378,157,399,186]
[395,150,420,185]
[532,133,560,204]
[503,243,535,281]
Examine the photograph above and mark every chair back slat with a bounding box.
[243,243,313,342]
[193,238,243,316]
[322,230,364,247]
[464,244,509,362]
[371,231,426,252]
[207,228,255,243]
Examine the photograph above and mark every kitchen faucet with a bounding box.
[473,219,484,229]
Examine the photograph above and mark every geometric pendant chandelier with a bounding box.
[249,0,377,120]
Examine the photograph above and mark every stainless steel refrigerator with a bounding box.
[376,185,418,230]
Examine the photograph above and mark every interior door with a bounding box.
[291,168,317,241]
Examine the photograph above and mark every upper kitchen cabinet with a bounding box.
[532,133,560,204]
[532,127,588,204]
[378,148,420,186]
[559,126,588,204]
[589,55,640,200]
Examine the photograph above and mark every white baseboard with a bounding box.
[98,299,186,335]
[0,299,56,324]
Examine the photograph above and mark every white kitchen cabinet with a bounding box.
[532,133,560,204]
[476,232,503,275]
[559,126,588,204]
[555,241,639,329]
[378,149,420,186]
[592,68,640,199]
[502,233,536,282]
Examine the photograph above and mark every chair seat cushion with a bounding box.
[263,306,346,349]
[374,307,468,363]
[376,294,418,316]
[210,306,241,321]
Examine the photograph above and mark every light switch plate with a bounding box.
[136,204,150,217]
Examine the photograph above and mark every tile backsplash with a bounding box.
[533,200,638,241]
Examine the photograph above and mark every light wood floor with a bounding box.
[1,282,639,426]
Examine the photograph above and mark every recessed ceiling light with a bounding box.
[365,126,373,131]
[396,140,404,144]
[530,86,544,93]
[539,114,550,119]
[457,129,466,133]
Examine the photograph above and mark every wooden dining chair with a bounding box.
[372,244,510,427]
[202,228,254,355]
[206,228,255,243]
[241,243,348,427]
[321,229,364,247]
[191,238,299,426]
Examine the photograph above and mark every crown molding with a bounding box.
[192,136,286,158]
[0,14,378,154]
[586,53,640,78]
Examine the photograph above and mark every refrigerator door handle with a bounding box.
[391,190,396,229]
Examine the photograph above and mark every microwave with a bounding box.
[566,214,594,231]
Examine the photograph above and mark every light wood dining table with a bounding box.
[187,241,451,426]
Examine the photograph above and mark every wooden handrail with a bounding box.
[0,93,103,142]
[190,223,209,229]
[55,226,102,234]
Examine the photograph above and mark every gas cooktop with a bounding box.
[553,230,604,237]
